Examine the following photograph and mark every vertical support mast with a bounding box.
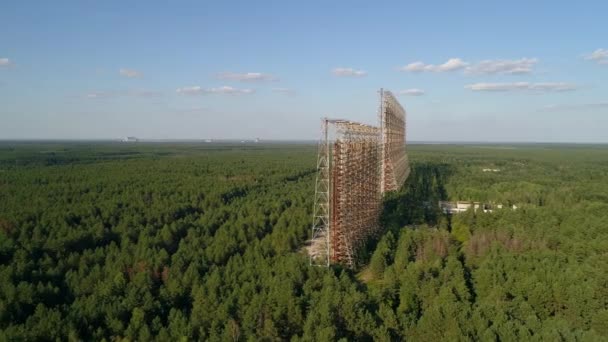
[310,118,331,266]
[379,88,385,193]
[380,90,410,193]
[325,118,331,267]
[309,89,410,268]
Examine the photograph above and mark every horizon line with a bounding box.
[1,138,608,145]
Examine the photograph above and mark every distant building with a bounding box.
[482,168,500,172]
[439,201,518,214]
[204,139,213,143]
[254,138,260,143]
[122,136,138,142]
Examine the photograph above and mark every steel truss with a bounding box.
[310,119,331,266]
[380,89,410,193]
[310,89,410,268]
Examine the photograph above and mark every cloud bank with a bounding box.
[400,58,468,72]
[331,67,367,77]
[465,82,576,92]
[465,58,538,74]
[216,72,278,82]
[399,89,425,96]
[400,58,538,75]
[585,49,608,65]
[176,86,255,95]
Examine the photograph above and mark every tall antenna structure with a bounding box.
[309,89,410,268]
[310,119,331,267]
[380,89,410,192]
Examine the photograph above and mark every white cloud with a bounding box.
[465,82,577,92]
[175,86,202,95]
[175,85,255,95]
[0,58,12,67]
[331,67,367,77]
[585,49,608,64]
[398,89,425,96]
[437,58,468,72]
[400,57,539,74]
[530,83,577,91]
[119,68,143,78]
[400,58,468,72]
[216,72,277,82]
[465,58,538,74]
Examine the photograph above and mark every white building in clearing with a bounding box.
[439,201,518,214]
[122,136,138,142]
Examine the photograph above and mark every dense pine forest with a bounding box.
[0,142,607,341]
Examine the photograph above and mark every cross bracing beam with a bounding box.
[309,89,410,268]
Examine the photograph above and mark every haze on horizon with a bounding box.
[1,1,607,143]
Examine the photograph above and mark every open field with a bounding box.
[1,142,607,340]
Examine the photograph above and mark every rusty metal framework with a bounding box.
[331,121,381,267]
[310,89,411,268]
[380,89,410,192]
[309,119,331,266]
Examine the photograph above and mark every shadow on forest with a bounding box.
[380,162,454,232]
[358,163,455,265]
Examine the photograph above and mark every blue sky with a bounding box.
[1,0,607,142]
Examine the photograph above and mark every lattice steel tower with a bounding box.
[309,89,410,268]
